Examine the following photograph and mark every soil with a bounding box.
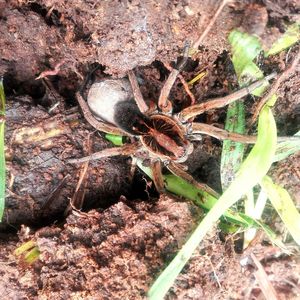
[0,0,300,299]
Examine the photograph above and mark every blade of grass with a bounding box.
[14,240,36,256]
[24,247,40,264]
[137,160,281,238]
[220,100,245,190]
[0,78,5,222]
[274,130,300,162]
[266,23,300,57]
[138,160,251,227]
[105,133,124,146]
[148,104,277,299]
[260,176,300,245]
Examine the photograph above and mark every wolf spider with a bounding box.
[68,53,276,196]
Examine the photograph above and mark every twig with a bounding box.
[250,253,279,300]
[36,60,66,80]
[163,62,196,105]
[192,0,231,50]
[65,135,91,214]
[41,174,71,211]
[250,48,300,127]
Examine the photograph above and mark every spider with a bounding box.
[68,51,276,197]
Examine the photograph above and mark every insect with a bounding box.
[68,52,276,196]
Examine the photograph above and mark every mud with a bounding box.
[0,0,299,299]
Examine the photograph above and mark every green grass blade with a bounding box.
[148,105,277,299]
[220,100,245,190]
[260,176,300,245]
[266,23,300,57]
[105,133,124,146]
[228,30,262,77]
[24,247,40,264]
[137,160,252,227]
[14,240,36,256]
[274,130,300,162]
[0,79,5,222]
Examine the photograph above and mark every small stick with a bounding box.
[41,174,71,211]
[249,49,300,127]
[67,134,92,214]
[67,142,140,164]
[250,253,279,300]
[36,60,66,80]
[192,0,231,50]
[128,70,149,113]
[76,92,128,136]
[180,73,277,121]
[163,62,196,105]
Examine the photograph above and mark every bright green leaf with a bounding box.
[229,30,262,77]
[24,247,40,264]
[105,133,124,146]
[267,23,300,57]
[14,240,36,256]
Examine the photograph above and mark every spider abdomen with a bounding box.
[87,78,133,126]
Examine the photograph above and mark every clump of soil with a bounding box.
[0,0,299,299]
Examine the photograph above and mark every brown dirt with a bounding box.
[0,0,300,299]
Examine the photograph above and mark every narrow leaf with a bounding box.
[105,133,124,146]
[267,23,300,57]
[261,176,300,245]
[274,130,300,162]
[220,100,245,190]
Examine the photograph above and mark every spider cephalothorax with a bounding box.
[139,113,193,163]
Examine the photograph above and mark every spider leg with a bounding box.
[127,70,150,113]
[166,161,220,198]
[76,92,128,136]
[179,73,277,121]
[158,43,190,113]
[150,160,165,193]
[191,123,257,144]
[68,142,140,164]
[191,123,300,144]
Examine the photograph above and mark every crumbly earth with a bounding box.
[0,0,299,299]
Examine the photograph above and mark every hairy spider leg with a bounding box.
[68,142,140,164]
[158,42,190,113]
[167,161,220,198]
[150,160,165,193]
[180,73,277,121]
